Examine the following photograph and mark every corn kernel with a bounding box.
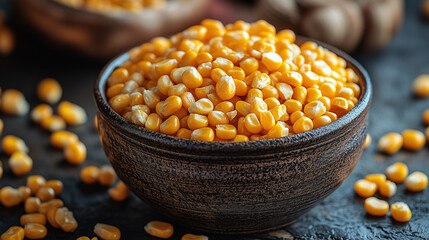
[293,116,313,134]
[191,127,214,141]
[364,173,386,188]
[144,221,174,239]
[25,197,41,214]
[38,199,64,215]
[2,135,28,155]
[188,98,214,115]
[55,207,78,232]
[378,132,403,154]
[94,223,121,240]
[303,101,326,119]
[9,152,32,176]
[354,179,377,198]
[50,130,79,149]
[99,165,116,187]
[46,207,60,228]
[109,181,130,201]
[64,141,86,165]
[405,171,428,192]
[0,186,22,207]
[20,214,46,226]
[36,187,55,202]
[58,101,87,125]
[27,175,46,195]
[81,166,100,184]
[378,180,397,198]
[401,129,426,151]
[181,233,209,240]
[385,162,408,184]
[412,74,429,97]
[37,78,62,104]
[215,124,237,140]
[364,134,372,149]
[216,76,236,100]
[364,197,389,217]
[391,202,412,222]
[1,89,29,115]
[160,115,180,135]
[40,115,66,131]
[31,104,53,123]
[1,226,24,240]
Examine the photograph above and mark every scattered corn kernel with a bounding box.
[109,181,130,201]
[182,233,209,240]
[405,171,428,192]
[31,104,53,123]
[378,180,397,198]
[354,179,377,198]
[20,213,46,226]
[8,152,33,176]
[25,197,41,213]
[401,129,426,151]
[64,141,87,165]
[40,115,66,131]
[1,226,24,240]
[391,202,412,222]
[412,74,429,98]
[1,89,29,115]
[94,223,121,240]
[144,221,174,239]
[46,206,61,228]
[364,134,371,149]
[37,78,62,104]
[38,199,64,215]
[0,186,22,207]
[35,187,55,202]
[364,174,386,188]
[18,186,31,202]
[24,223,47,239]
[378,132,403,154]
[27,175,46,195]
[81,166,100,184]
[50,130,79,149]
[99,165,116,186]
[55,207,78,232]
[58,101,88,125]
[385,162,408,184]
[2,135,28,155]
[364,197,389,217]
[45,180,63,196]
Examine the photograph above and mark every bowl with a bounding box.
[13,0,211,59]
[94,37,372,234]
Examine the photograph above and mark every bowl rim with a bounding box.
[94,36,372,153]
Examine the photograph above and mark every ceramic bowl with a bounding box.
[94,37,372,234]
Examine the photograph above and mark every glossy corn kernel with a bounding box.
[40,115,66,131]
[18,186,31,202]
[2,135,28,155]
[312,115,332,129]
[412,74,429,97]
[1,89,29,115]
[215,124,237,140]
[9,152,32,176]
[378,180,397,198]
[401,129,426,151]
[31,104,53,123]
[37,78,62,104]
[45,180,63,196]
[267,122,289,139]
[378,132,403,154]
[144,221,174,239]
[405,171,428,192]
[145,113,162,132]
[354,179,377,198]
[284,100,302,114]
[25,197,41,213]
[0,186,22,207]
[191,127,214,141]
[293,116,313,134]
[385,162,408,184]
[160,115,180,135]
[94,223,121,240]
[245,113,262,134]
[216,76,236,100]
[109,181,130,201]
[188,98,214,115]
[99,165,116,187]
[181,233,209,240]
[27,175,46,195]
[20,214,46,226]
[52,132,79,150]
[35,187,55,202]
[64,141,86,165]
[364,134,372,149]
[233,135,249,142]
[38,199,64,215]
[80,166,100,184]
[55,207,78,232]
[364,197,389,217]
[391,202,412,222]
[364,174,386,188]
[57,101,87,125]
[45,207,58,228]
[303,101,326,119]
[1,226,24,240]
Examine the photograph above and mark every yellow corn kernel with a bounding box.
[405,171,428,192]
[293,116,313,134]
[55,207,78,232]
[364,197,389,217]
[264,98,280,110]
[378,180,397,198]
[191,127,214,141]
[129,92,143,106]
[364,173,386,188]
[216,76,236,100]
[176,128,192,139]
[245,113,262,134]
[109,180,129,202]
[20,213,46,226]
[122,80,139,93]
[181,233,209,240]
[364,134,372,149]
[223,30,249,50]
[196,52,213,65]
[385,162,408,184]
[391,202,412,222]
[45,180,63,196]
[259,111,275,131]
[109,94,130,114]
[1,226,24,240]
[240,57,259,75]
[57,101,87,125]
[143,89,160,109]
[25,197,41,213]
[290,111,305,125]
[267,122,289,139]
[0,186,22,207]
[306,88,322,103]
[269,105,286,122]
[207,111,229,126]
[378,132,403,154]
[195,85,215,99]
[27,175,46,195]
[182,68,203,89]
[108,68,129,86]
[354,179,377,198]
[330,97,348,117]
[261,52,282,71]
[1,89,29,116]
[233,135,249,142]
[154,59,178,76]
[276,83,293,100]
[303,101,326,119]
[215,124,237,140]
[99,165,116,187]
[214,101,234,113]
[30,104,53,123]
[412,74,429,97]
[179,50,198,67]
[170,66,193,84]
[312,115,332,129]
[131,109,148,126]
[94,223,121,240]
[284,100,302,114]
[320,82,336,98]
[35,187,55,203]
[160,115,180,135]
[301,71,320,88]
[106,83,125,99]
[188,98,214,115]
[2,135,28,155]
[228,67,245,81]
[336,87,354,100]
[81,166,100,184]
[9,152,32,176]
[280,71,302,87]
[64,141,86,165]
[157,75,173,96]
[160,96,182,118]
[245,88,263,103]
[50,130,79,149]
[38,199,64,215]
[401,129,426,151]
[145,113,162,132]
[144,221,174,239]
[40,115,66,132]
[250,97,268,115]
[324,111,337,121]
[18,186,31,203]
[187,114,209,130]
[212,57,234,71]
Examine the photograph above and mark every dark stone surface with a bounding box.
[0,0,428,239]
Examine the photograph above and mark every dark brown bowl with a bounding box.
[94,37,372,234]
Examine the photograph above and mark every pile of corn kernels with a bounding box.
[55,0,166,13]
[107,19,362,142]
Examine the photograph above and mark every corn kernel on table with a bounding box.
[1,0,429,239]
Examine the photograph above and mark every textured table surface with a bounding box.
[0,0,429,239]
